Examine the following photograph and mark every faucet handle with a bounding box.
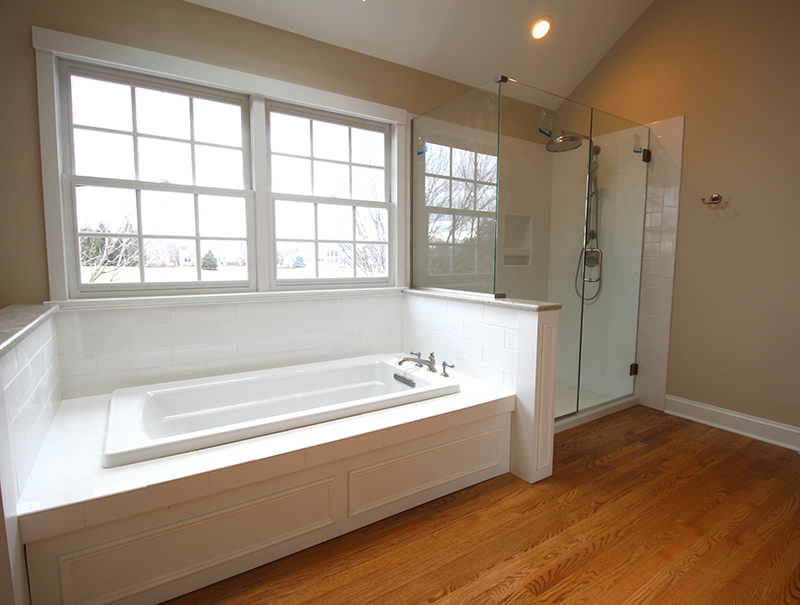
[410,351,421,359]
[441,361,454,377]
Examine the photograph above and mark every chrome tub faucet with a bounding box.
[398,351,437,373]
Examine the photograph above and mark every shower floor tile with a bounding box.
[554,382,610,419]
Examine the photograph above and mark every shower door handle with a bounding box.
[584,248,602,282]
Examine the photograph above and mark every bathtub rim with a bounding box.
[18,365,514,544]
[103,354,461,468]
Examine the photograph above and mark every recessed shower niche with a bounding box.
[411,77,650,418]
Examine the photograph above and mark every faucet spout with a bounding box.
[398,352,437,373]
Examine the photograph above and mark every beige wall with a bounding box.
[0,0,472,309]
[568,0,800,426]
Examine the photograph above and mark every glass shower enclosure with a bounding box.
[411,77,650,418]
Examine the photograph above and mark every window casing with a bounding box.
[60,61,255,297]
[39,35,404,300]
[266,104,393,287]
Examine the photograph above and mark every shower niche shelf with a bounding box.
[503,214,532,267]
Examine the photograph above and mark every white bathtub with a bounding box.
[103,354,460,467]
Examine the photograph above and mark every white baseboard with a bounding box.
[665,395,800,452]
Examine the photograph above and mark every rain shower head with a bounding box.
[545,134,583,152]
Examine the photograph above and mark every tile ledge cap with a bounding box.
[403,288,561,311]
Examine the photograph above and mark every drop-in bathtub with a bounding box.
[103,354,460,467]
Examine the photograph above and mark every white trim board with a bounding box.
[31,27,407,124]
[665,395,800,452]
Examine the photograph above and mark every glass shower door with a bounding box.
[576,110,650,412]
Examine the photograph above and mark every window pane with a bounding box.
[271,156,311,195]
[75,186,137,234]
[79,236,139,283]
[477,245,495,274]
[352,166,384,201]
[477,153,498,183]
[428,213,452,243]
[144,238,197,282]
[71,76,132,132]
[351,128,384,167]
[199,195,246,238]
[195,146,244,189]
[452,180,475,210]
[201,240,247,281]
[194,98,242,147]
[318,204,352,241]
[355,207,387,242]
[454,246,477,275]
[313,121,349,162]
[476,184,497,212]
[73,129,135,179]
[425,143,450,176]
[135,88,190,140]
[425,176,450,208]
[454,216,475,243]
[313,161,350,198]
[477,217,496,244]
[138,138,193,185]
[270,113,310,156]
[276,241,315,279]
[318,242,353,278]
[356,243,388,277]
[452,148,475,180]
[428,245,452,276]
[141,191,195,236]
[275,200,314,239]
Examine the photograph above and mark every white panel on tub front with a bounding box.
[347,429,503,517]
[52,478,335,605]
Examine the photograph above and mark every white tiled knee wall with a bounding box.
[0,317,61,496]
[403,295,521,391]
[57,292,405,400]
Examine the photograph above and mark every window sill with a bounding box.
[48,286,407,311]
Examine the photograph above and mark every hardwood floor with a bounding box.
[164,406,800,604]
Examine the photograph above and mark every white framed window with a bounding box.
[60,61,254,297]
[34,27,407,301]
[268,106,392,286]
[423,142,497,277]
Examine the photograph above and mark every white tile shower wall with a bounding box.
[547,144,591,389]
[635,116,684,411]
[578,129,648,398]
[403,295,520,391]
[57,292,405,399]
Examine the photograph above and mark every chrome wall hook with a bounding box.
[702,193,723,205]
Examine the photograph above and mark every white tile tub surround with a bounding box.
[635,116,684,411]
[403,290,560,483]
[56,290,405,400]
[0,304,62,605]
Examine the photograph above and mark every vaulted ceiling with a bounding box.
[183,0,655,99]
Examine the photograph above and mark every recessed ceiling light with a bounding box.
[532,17,552,39]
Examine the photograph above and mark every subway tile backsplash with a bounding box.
[1,315,61,496]
[403,295,520,391]
[57,292,405,399]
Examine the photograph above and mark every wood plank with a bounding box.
[163,407,800,605]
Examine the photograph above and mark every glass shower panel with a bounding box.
[577,109,650,411]
[496,80,595,419]
[411,82,500,295]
